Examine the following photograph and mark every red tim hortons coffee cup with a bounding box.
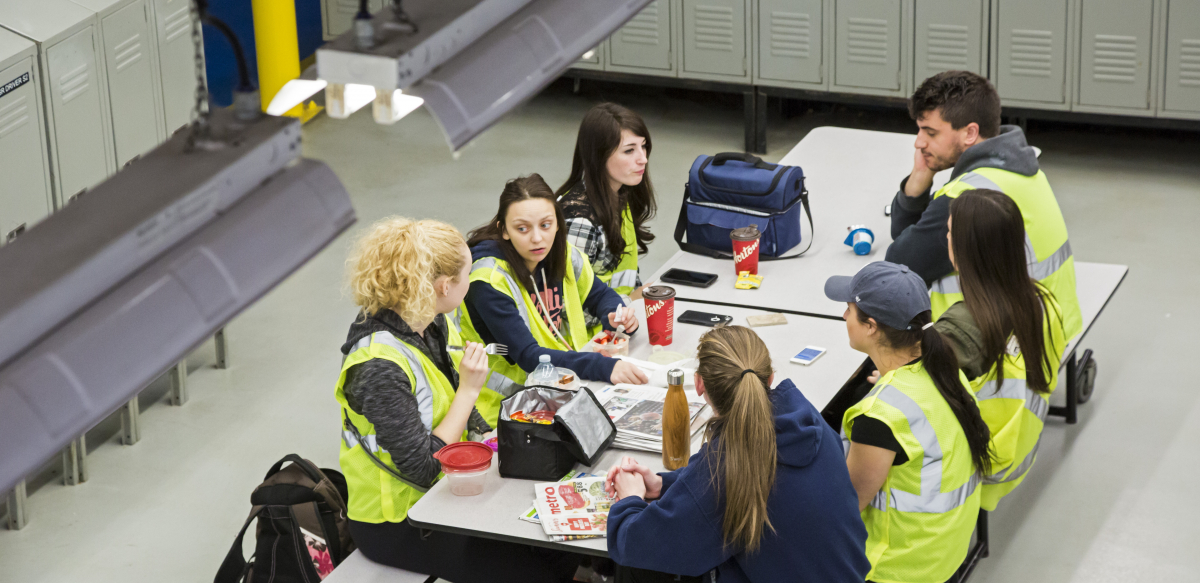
[642,285,676,346]
[730,224,762,275]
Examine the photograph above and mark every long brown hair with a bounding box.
[950,189,1059,394]
[466,174,567,293]
[855,307,993,477]
[554,103,657,256]
[696,325,776,553]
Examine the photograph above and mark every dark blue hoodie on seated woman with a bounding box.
[608,380,870,583]
[464,239,627,382]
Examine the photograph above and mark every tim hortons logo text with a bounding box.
[646,300,666,318]
[734,239,759,263]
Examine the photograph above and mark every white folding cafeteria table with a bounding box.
[407,299,858,557]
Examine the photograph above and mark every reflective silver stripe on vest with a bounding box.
[472,257,532,328]
[873,385,981,514]
[363,331,436,432]
[957,172,1002,192]
[932,238,1072,296]
[606,269,639,291]
[975,377,1049,422]
[840,383,888,457]
[570,245,586,283]
[485,370,522,397]
[342,429,380,453]
[987,439,1040,484]
[448,306,462,331]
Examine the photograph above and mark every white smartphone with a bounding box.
[790,346,827,366]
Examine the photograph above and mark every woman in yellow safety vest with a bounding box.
[336,217,580,582]
[825,261,993,583]
[556,103,656,301]
[935,189,1066,511]
[461,174,648,406]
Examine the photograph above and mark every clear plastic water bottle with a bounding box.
[527,354,557,387]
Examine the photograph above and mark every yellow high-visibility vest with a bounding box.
[971,293,1066,511]
[597,205,640,297]
[929,168,1082,341]
[458,243,596,413]
[842,362,982,583]
[335,329,460,523]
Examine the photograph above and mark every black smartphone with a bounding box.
[678,310,734,327]
[660,268,719,288]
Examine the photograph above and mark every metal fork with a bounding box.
[447,343,508,356]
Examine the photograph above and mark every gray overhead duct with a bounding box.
[312,0,653,148]
[0,110,355,495]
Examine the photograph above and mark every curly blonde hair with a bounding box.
[347,217,468,326]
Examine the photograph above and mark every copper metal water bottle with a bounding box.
[662,369,690,470]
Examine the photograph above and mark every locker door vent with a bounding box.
[59,64,92,104]
[164,5,192,42]
[621,2,661,46]
[770,11,811,58]
[114,34,146,73]
[1180,39,1200,87]
[336,0,358,15]
[926,23,968,68]
[1011,29,1053,77]
[1091,34,1137,83]
[0,95,30,139]
[695,5,735,52]
[847,17,888,65]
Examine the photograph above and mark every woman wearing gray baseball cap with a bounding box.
[824,261,992,583]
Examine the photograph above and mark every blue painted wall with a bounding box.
[204,0,324,107]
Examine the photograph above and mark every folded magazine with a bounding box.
[595,384,712,453]
[532,477,615,541]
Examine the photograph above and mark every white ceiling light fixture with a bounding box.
[266,79,328,116]
[325,83,377,119]
[373,89,425,125]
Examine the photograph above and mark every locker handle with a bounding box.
[6,223,26,242]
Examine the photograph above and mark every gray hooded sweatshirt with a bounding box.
[885,125,1040,286]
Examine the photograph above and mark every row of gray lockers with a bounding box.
[557,0,1200,120]
[0,0,199,245]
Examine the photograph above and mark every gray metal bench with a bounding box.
[325,550,436,583]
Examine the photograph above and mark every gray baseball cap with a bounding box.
[824,261,930,330]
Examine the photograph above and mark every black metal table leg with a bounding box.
[754,88,767,154]
[1048,349,1079,423]
[743,89,757,153]
[952,510,989,582]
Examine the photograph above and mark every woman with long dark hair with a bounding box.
[556,103,656,302]
[936,188,1066,510]
[461,174,648,413]
[604,326,870,583]
[825,261,991,583]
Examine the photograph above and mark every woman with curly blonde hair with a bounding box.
[335,217,580,582]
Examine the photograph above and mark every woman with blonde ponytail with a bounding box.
[336,217,581,583]
[604,326,870,583]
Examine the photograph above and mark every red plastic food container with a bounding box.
[642,285,676,346]
[730,224,762,276]
[433,442,494,496]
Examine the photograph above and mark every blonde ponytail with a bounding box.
[696,326,777,552]
[347,217,467,326]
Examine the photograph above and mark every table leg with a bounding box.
[121,397,141,445]
[215,328,228,369]
[1049,350,1079,424]
[62,435,88,485]
[5,480,28,530]
[169,360,188,406]
[743,89,757,153]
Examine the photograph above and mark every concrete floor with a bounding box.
[1,80,1197,582]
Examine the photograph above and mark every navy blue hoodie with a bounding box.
[464,240,628,382]
[608,380,870,583]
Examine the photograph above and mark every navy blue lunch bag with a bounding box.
[674,152,813,259]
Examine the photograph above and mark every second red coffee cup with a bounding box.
[730,224,762,275]
[642,285,676,346]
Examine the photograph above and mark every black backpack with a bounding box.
[215,454,356,583]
